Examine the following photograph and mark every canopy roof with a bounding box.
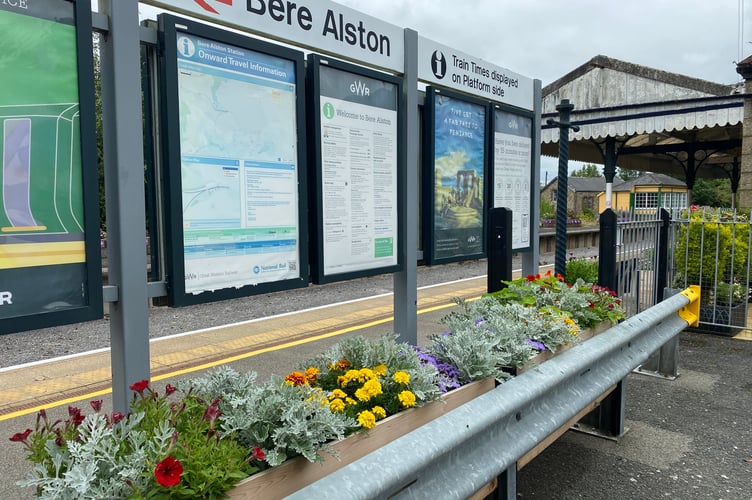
[540,55,745,180]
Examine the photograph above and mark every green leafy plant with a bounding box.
[184,366,355,467]
[490,270,625,328]
[565,257,599,285]
[12,381,257,499]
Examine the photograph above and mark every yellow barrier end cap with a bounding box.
[679,285,701,327]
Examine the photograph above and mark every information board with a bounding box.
[0,0,101,334]
[492,107,534,250]
[309,56,402,283]
[423,88,488,264]
[159,15,308,306]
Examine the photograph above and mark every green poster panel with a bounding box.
[0,0,102,334]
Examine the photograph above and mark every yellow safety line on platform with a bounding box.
[733,330,752,341]
[0,289,484,422]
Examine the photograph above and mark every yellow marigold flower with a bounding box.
[393,371,410,385]
[329,389,347,400]
[568,324,580,336]
[357,410,377,429]
[371,405,387,420]
[355,379,383,401]
[358,368,376,381]
[305,366,320,382]
[329,398,346,413]
[373,364,387,377]
[363,378,382,396]
[355,387,371,402]
[284,371,307,386]
[398,390,416,408]
[563,316,576,326]
[345,397,357,406]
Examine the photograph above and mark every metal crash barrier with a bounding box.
[289,286,700,500]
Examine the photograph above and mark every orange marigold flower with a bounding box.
[284,371,307,386]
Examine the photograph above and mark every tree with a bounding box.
[691,178,732,207]
[570,163,600,177]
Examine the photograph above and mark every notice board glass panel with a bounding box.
[309,55,403,284]
[492,107,533,251]
[158,15,308,306]
[423,88,488,265]
[0,0,102,334]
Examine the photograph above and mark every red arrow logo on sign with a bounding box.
[194,0,232,14]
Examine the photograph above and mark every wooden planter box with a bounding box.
[228,377,496,499]
[515,321,612,375]
[227,323,613,498]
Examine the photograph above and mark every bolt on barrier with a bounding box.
[289,286,700,500]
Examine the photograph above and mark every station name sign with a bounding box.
[145,0,404,72]
[418,36,534,111]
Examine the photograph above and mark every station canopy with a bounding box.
[540,55,745,181]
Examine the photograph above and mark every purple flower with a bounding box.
[526,339,547,352]
[474,317,486,327]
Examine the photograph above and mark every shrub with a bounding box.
[565,258,598,285]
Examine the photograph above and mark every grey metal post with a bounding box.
[521,80,542,277]
[393,28,419,345]
[99,0,151,412]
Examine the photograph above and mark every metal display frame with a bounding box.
[157,14,309,307]
[422,86,490,265]
[0,0,102,335]
[307,54,404,284]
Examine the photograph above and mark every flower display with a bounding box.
[12,380,259,499]
[299,335,442,431]
[11,275,626,498]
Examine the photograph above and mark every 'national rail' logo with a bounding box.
[194,0,232,14]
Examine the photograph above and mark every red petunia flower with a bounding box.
[129,380,149,395]
[9,428,32,443]
[68,406,85,426]
[165,384,177,395]
[90,400,103,412]
[526,274,536,282]
[110,412,125,424]
[251,446,265,461]
[154,456,183,487]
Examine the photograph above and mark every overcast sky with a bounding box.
[136,0,750,85]
[134,0,750,178]
[335,0,749,86]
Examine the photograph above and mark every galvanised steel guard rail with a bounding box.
[289,286,700,500]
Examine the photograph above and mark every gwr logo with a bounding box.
[349,80,370,97]
[194,0,232,14]
[0,291,12,306]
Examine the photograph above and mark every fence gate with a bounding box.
[614,210,665,317]
[668,208,751,336]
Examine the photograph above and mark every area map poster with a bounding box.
[493,108,533,250]
[424,88,487,264]
[309,56,401,283]
[0,0,101,334]
[159,15,308,305]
